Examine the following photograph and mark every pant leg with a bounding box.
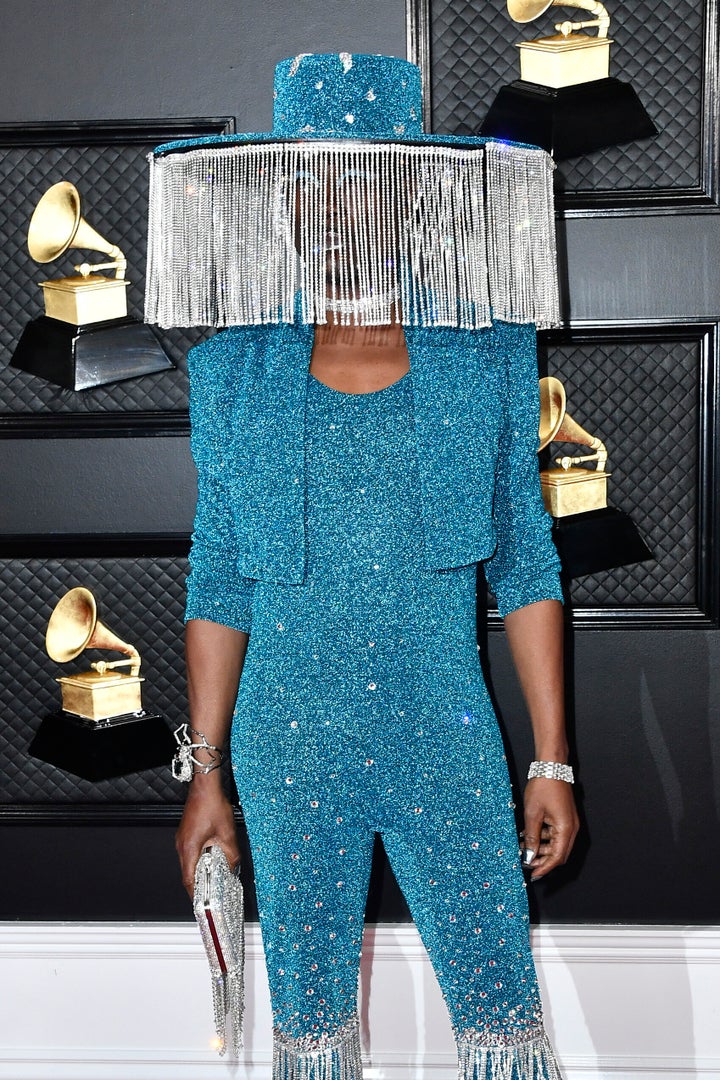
[378,712,564,1080]
[235,742,374,1079]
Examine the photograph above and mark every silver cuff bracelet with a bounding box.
[527,760,574,784]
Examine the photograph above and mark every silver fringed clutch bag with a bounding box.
[193,845,245,1056]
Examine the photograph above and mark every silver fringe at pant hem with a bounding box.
[456,1028,564,1080]
[272,1017,363,1080]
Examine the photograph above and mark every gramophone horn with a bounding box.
[507,0,555,24]
[28,181,125,276]
[538,375,608,473]
[46,586,140,670]
[538,376,566,450]
[46,586,96,663]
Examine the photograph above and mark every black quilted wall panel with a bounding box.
[540,332,700,609]
[0,126,227,418]
[0,557,188,805]
[427,0,705,194]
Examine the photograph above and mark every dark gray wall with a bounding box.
[2,1,719,923]
[565,216,720,320]
[1,1,407,124]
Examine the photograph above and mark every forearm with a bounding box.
[176,618,248,891]
[504,598,578,878]
[184,617,249,790]
[503,598,568,762]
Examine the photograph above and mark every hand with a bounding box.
[175,781,241,897]
[521,777,579,881]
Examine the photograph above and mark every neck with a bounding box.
[315,317,406,350]
[310,312,410,394]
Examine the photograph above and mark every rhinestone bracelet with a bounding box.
[527,760,574,784]
[171,723,223,782]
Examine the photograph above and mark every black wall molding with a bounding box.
[0,804,187,825]
[0,412,190,438]
[0,117,236,148]
[0,533,191,558]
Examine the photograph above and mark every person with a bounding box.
[146,52,579,1080]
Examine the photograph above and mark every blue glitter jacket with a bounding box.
[185,318,563,629]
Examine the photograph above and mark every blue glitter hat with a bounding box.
[152,53,443,148]
[146,53,560,329]
[272,52,424,141]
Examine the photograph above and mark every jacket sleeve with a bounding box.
[184,333,255,633]
[483,320,563,617]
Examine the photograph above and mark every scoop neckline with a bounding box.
[308,370,411,398]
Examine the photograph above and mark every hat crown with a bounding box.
[272,52,424,139]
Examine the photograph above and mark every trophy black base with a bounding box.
[552,506,654,579]
[29,709,176,781]
[479,77,658,160]
[10,315,175,390]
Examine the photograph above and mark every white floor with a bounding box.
[0,923,718,1079]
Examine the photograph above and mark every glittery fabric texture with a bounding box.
[183,317,562,605]
[185,323,564,1078]
[272,52,423,139]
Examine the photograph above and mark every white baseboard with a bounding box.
[1,923,719,1079]
[2,1055,719,1080]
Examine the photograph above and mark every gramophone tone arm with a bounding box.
[74,242,126,280]
[74,256,128,279]
[555,434,608,471]
[91,657,142,677]
[123,647,141,679]
[552,0,610,37]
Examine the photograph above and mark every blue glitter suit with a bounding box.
[185,317,564,1079]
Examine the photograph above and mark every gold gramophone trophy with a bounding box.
[538,375,610,516]
[10,181,173,390]
[480,0,657,159]
[28,586,175,781]
[511,0,614,89]
[537,376,653,577]
[46,586,144,722]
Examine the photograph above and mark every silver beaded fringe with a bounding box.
[211,969,243,1058]
[145,140,560,330]
[457,1027,564,1080]
[272,1017,363,1080]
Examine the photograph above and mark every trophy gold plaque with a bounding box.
[537,376,653,577]
[11,181,174,390]
[480,0,657,159]
[28,586,175,781]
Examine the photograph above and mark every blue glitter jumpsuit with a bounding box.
[185,316,565,1080]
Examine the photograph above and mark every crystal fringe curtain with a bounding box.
[145,140,560,330]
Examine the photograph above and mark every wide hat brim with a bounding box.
[151,131,544,157]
